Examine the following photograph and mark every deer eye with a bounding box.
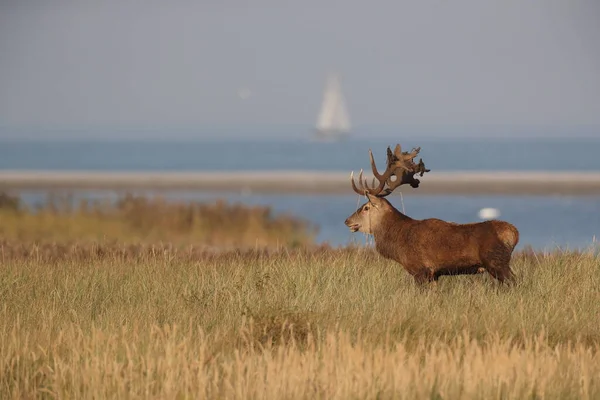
[363,205,370,211]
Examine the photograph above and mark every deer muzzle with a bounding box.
[344,217,360,232]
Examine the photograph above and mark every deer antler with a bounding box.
[350,144,431,197]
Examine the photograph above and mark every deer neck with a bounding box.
[372,207,412,259]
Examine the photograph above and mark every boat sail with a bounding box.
[315,73,351,140]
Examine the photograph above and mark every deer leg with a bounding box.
[484,261,515,285]
[413,269,436,286]
[485,266,507,283]
[484,247,516,285]
[499,265,516,285]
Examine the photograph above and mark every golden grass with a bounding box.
[1,244,599,399]
[0,193,316,248]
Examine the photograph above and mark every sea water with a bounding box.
[2,137,599,250]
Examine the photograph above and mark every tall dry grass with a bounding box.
[1,243,599,399]
[0,193,316,248]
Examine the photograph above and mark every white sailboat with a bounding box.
[314,72,351,141]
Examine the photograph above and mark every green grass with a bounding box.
[1,243,599,399]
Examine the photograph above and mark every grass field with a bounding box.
[0,192,316,249]
[1,242,599,399]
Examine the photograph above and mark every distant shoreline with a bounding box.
[1,170,600,196]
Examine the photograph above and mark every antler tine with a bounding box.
[364,148,397,196]
[358,169,367,192]
[402,147,420,164]
[350,170,364,195]
[368,149,386,181]
[362,169,370,187]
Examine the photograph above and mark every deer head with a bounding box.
[345,144,429,234]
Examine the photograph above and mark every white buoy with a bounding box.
[478,207,500,220]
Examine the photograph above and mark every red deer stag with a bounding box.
[344,144,519,285]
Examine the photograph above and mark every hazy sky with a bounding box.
[0,0,599,139]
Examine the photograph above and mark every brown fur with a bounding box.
[345,194,519,285]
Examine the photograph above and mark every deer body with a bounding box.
[345,144,519,285]
[346,195,519,284]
